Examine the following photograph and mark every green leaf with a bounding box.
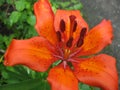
[79,83,101,90]
[30,80,50,90]
[25,2,31,10]
[0,35,3,42]
[27,15,36,26]
[15,0,26,11]
[0,56,3,63]
[0,79,42,90]
[6,0,13,4]
[9,11,21,26]
[79,83,90,90]
[90,87,101,90]
[1,66,33,84]
[69,3,83,10]
[3,35,14,46]
[73,3,83,9]
[25,26,38,38]
[59,2,70,8]
[71,0,77,3]
[0,0,5,6]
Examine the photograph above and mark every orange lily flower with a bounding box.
[4,0,118,90]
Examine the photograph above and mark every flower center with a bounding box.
[54,15,87,68]
[64,49,71,60]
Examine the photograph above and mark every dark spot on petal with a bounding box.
[73,21,77,32]
[60,19,65,32]
[77,27,87,47]
[56,31,61,42]
[66,37,73,48]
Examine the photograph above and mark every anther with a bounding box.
[80,28,87,38]
[56,31,61,42]
[77,27,87,47]
[60,19,65,32]
[69,15,76,23]
[69,15,77,32]
[73,21,77,32]
[66,37,73,48]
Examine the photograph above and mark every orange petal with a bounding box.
[34,0,58,45]
[72,54,118,90]
[4,37,57,72]
[54,10,88,43]
[77,19,113,56]
[47,65,78,90]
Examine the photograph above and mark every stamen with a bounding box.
[69,15,77,33]
[52,54,63,60]
[56,44,64,57]
[77,37,83,47]
[73,21,77,32]
[69,15,76,23]
[56,31,61,42]
[66,37,73,48]
[69,49,81,58]
[60,19,65,32]
[77,27,87,47]
[80,28,87,38]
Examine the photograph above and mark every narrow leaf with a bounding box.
[0,79,41,90]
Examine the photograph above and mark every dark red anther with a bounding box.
[66,37,73,48]
[56,31,61,42]
[77,27,87,47]
[73,21,77,32]
[80,28,87,38]
[69,15,77,32]
[69,15,76,23]
[77,37,84,47]
[60,19,65,32]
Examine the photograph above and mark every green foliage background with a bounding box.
[0,0,100,90]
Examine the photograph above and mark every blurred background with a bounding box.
[0,0,119,90]
[80,0,120,89]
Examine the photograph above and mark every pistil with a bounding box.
[64,49,71,60]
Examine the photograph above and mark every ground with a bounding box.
[81,0,120,88]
